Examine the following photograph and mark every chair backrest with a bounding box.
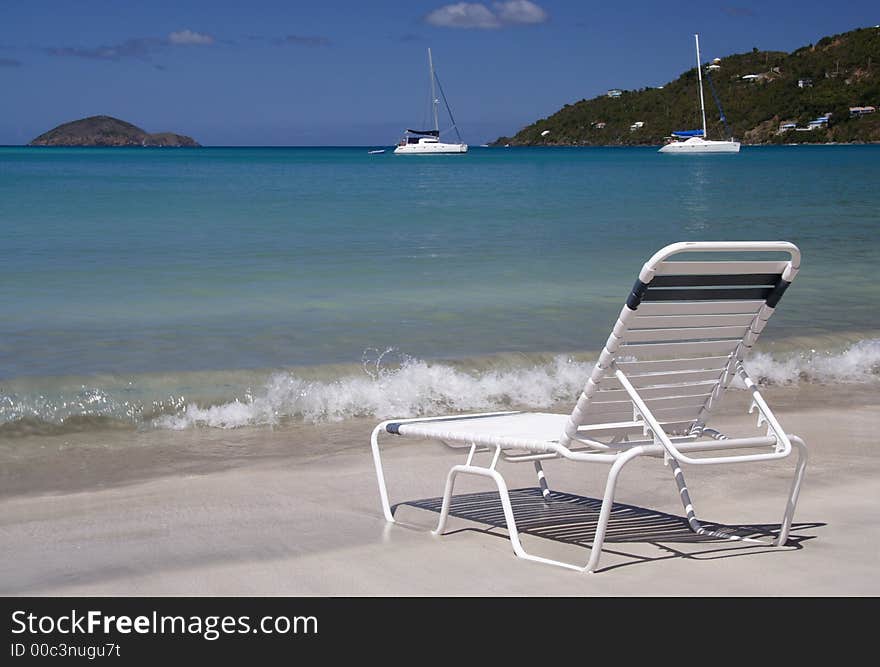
[561,242,800,446]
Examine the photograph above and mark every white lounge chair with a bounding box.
[370,241,808,572]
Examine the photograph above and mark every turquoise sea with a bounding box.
[1,145,879,432]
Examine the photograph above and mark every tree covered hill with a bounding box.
[29,116,200,147]
[494,26,880,146]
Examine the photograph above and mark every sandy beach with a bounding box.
[1,383,877,596]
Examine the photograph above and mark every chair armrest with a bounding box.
[613,367,790,465]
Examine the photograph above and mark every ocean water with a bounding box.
[1,145,879,433]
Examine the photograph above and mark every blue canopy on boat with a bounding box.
[672,130,705,137]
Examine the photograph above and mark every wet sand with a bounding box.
[1,384,878,595]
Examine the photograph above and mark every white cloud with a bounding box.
[493,1,547,24]
[168,29,215,46]
[425,2,547,29]
[425,3,501,29]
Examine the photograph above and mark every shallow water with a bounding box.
[1,145,879,432]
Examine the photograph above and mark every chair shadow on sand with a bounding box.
[394,488,822,573]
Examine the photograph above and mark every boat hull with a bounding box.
[393,142,468,154]
[659,138,740,153]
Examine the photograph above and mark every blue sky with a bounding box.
[1,1,877,145]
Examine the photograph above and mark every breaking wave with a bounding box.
[744,338,880,386]
[2,339,878,435]
[156,339,880,430]
[153,354,593,430]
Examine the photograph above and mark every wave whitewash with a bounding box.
[0,338,876,435]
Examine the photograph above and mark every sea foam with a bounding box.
[153,355,592,430]
[153,339,880,430]
[3,340,878,434]
[743,338,880,386]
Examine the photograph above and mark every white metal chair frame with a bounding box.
[370,242,808,573]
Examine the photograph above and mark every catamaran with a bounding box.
[659,34,740,154]
[394,48,467,154]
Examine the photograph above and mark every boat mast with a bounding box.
[695,33,708,139]
[428,48,439,133]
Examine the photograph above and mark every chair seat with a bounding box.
[393,412,563,445]
[391,411,675,450]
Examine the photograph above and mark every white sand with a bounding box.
[1,387,878,596]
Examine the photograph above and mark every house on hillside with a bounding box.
[850,106,876,117]
[798,78,813,88]
[606,89,622,98]
[807,113,831,129]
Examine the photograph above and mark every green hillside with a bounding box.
[29,115,200,147]
[494,26,880,146]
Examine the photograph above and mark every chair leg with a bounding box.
[432,462,612,572]
[585,446,646,572]
[533,460,551,501]
[669,460,766,543]
[432,464,531,560]
[431,464,463,537]
[669,441,807,546]
[777,435,808,546]
[370,422,395,522]
[670,460,707,534]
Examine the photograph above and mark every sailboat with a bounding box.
[394,48,468,154]
[659,34,740,154]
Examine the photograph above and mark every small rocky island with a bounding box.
[28,115,200,147]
